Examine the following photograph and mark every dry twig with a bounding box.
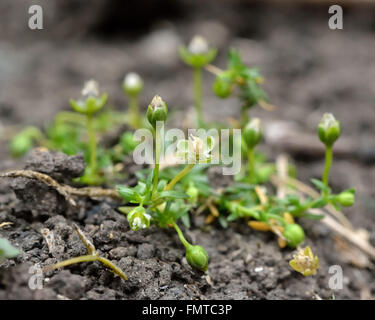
[0,170,122,206]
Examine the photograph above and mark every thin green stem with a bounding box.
[241,106,249,127]
[193,67,204,127]
[171,221,190,249]
[86,114,97,175]
[247,147,256,184]
[322,145,333,188]
[164,164,195,191]
[129,94,140,129]
[266,214,288,227]
[237,204,260,220]
[55,111,86,126]
[151,126,161,196]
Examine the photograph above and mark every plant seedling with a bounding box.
[180,35,217,128]
[117,95,213,272]
[210,112,355,249]
[219,184,306,248]
[123,72,144,129]
[0,238,19,264]
[10,126,44,158]
[43,223,127,281]
[212,49,270,126]
[69,80,108,185]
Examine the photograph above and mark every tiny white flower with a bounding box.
[177,134,214,164]
[132,217,143,229]
[188,35,209,54]
[81,79,99,97]
[123,72,142,90]
[320,113,337,130]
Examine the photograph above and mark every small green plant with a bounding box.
[0,238,19,264]
[315,113,355,208]
[122,72,144,129]
[116,95,213,272]
[69,80,108,185]
[180,35,217,128]
[5,37,360,282]
[212,49,270,126]
[9,126,44,158]
[205,113,355,249]
[318,113,340,188]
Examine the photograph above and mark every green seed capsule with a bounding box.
[146,95,168,128]
[283,224,305,248]
[185,245,209,272]
[318,113,341,146]
[186,183,199,204]
[243,118,262,149]
[337,191,355,207]
[213,71,234,98]
[127,206,151,231]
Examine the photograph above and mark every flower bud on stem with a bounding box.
[179,35,217,128]
[318,113,340,192]
[69,80,107,184]
[172,222,209,272]
[123,72,144,129]
[147,96,168,197]
[243,118,262,184]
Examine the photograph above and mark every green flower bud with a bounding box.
[122,72,144,96]
[10,135,33,158]
[243,118,262,149]
[127,206,151,231]
[179,35,217,68]
[70,80,107,115]
[10,127,42,157]
[120,132,138,155]
[318,113,341,146]
[337,190,355,207]
[185,244,209,272]
[213,71,234,98]
[146,95,168,128]
[283,224,305,248]
[186,183,199,204]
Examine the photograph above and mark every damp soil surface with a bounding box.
[1,3,375,299]
[0,151,369,300]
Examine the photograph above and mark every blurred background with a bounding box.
[0,0,375,229]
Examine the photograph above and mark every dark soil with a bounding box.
[1,2,375,299]
[0,153,362,300]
